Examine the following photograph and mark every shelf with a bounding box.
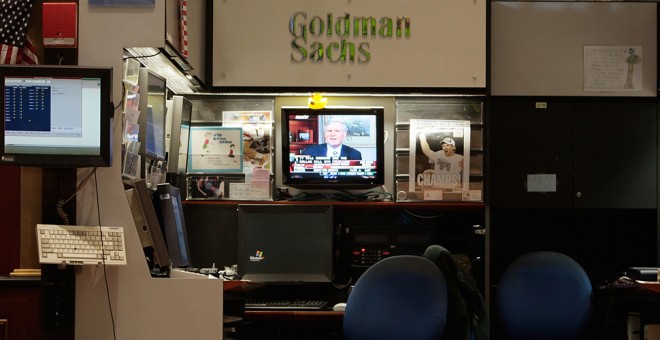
[183,199,484,210]
[244,310,344,321]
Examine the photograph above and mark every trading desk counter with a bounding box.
[0,276,42,339]
[598,280,660,340]
[223,280,264,293]
[223,281,343,338]
[240,309,344,338]
[222,280,346,338]
[244,309,344,321]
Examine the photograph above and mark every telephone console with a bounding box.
[347,227,435,268]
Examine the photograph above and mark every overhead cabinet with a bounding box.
[490,98,657,209]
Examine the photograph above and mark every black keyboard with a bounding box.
[245,299,328,310]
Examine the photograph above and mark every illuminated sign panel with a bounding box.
[213,0,485,88]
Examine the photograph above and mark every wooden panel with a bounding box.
[0,286,41,340]
[0,166,20,275]
[0,319,7,340]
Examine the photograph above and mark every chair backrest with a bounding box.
[343,255,448,340]
[496,251,594,340]
[424,244,489,340]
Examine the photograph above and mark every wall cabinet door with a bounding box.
[490,100,574,208]
[572,101,656,208]
[490,98,657,209]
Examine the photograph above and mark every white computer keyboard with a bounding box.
[36,224,127,266]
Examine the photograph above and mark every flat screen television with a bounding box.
[237,204,334,283]
[281,106,385,189]
[0,65,113,167]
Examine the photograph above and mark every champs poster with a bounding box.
[409,119,471,199]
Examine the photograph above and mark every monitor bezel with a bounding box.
[155,183,192,268]
[281,106,385,189]
[237,204,334,283]
[139,69,168,162]
[0,64,113,168]
[130,179,172,273]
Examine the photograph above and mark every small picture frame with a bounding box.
[298,131,311,141]
[186,175,226,200]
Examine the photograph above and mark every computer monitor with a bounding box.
[155,183,192,268]
[281,106,385,189]
[166,95,192,174]
[125,179,172,274]
[0,64,113,167]
[138,68,167,161]
[237,204,334,283]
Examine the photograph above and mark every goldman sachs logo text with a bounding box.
[289,12,411,64]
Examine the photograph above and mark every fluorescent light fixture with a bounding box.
[124,46,204,94]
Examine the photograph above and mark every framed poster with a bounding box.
[584,46,643,91]
[187,126,243,173]
[221,111,273,172]
[408,119,471,200]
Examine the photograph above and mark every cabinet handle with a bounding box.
[576,192,582,198]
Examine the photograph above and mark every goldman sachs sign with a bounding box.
[289,12,411,64]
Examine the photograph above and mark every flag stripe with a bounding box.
[1,44,16,64]
[20,35,38,64]
[0,36,39,65]
[180,0,188,58]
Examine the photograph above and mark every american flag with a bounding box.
[179,0,188,58]
[0,0,38,65]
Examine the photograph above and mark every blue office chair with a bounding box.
[496,251,594,340]
[343,255,448,340]
[424,245,489,340]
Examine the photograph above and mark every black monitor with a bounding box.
[166,95,192,174]
[125,179,172,275]
[155,183,192,268]
[138,68,167,161]
[281,106,385,189]
[0,64,113,167]
[237,204,334,283]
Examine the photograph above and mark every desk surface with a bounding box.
[223,280,264,292]
[605,281,660,304]
[634,282,660,294]
[244,310,344,321]
[0,275,40,287]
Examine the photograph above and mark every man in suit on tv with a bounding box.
[302,120,362,160]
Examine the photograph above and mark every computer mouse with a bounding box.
[333,302,347,312]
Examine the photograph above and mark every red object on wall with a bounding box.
[42,2,77,48]
[0,166,20,275]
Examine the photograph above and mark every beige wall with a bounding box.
[74,3,223,340]
[491,2,657,96]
